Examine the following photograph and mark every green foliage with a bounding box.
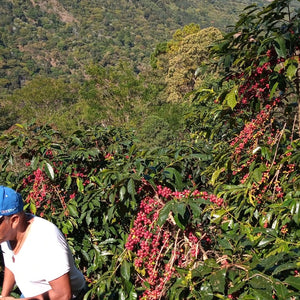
[0,1,300,300]
[0,122,213,299]
[79,62,150,128]
[0,0,286,138]
[4,77,81,132]
[171,23,201,44]
[136,102,188,148]
[181,0,300,298]
[0,0,268,97]
[153,26,223,102]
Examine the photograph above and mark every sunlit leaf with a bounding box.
[45,162,55,180]
[76,178,84,193]
[224,86,238,109]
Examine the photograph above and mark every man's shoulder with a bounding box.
[31,215,61,234]
[0,240,10,251]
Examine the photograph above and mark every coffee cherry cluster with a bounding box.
[23,168,48,210]
[126,183,224,299]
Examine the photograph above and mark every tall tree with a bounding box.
[152,25,222,102]
[4,77,80,132]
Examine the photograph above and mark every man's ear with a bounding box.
[9,214,20,229]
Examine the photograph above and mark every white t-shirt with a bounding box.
[1,215,86,298]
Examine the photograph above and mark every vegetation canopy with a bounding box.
[0,0,300,299]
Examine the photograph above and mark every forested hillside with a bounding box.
[1,0,275,136]
[0,0,265,94]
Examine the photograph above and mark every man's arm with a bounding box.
[2,273,72,300]
[1,267,16,297]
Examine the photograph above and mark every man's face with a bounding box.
[0,215,16,243]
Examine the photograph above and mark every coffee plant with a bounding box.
[0,122,213,299]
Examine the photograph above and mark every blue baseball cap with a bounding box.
[0,186,24,217]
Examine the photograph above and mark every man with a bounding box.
[0,186,88,300]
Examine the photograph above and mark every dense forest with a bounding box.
[1,0,300,299]
[0,0,270,136]
[0,0,267,79]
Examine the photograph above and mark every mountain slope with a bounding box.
[0,0,268,96]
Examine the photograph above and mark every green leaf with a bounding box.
[273,281,290,299]
[173,214,185,230]
[253,167,263,183]
[228,281,246,295]
[71,136,83,146]
[210,167,225,186]
[62,226,69,235]
[285,276,300,291]
[204,258,219,268]
[86,210,92,226]
[157,200,174,226]
[76,178,84,193]
[269,82,278,100]
[292,200,300,225]
[192,264,212,278]
[265,243,289,258]
[66,175,72,189]
[30,202,37,215]
[286,62,297,80]
[120,186,126,201]
[250,274,272,291]
[272,262,297,276]
[67,204,79,218]
[199,281,214,300]
[127,178,135,196]
[211,209,227,224]
[119,290,126,300]
[30,156,38,169]
[174,202,186,218]
[189,201,201,217]
[252,289,274,300]
[164,167,183,190]
[209,269,226,293]
[218,238,233,250]
[90,175,101,186]
[274,36,286,58]
[129,290,137,300]
[258,253,285,271]
[121,260,131,281]
[224,86,238,109]
[44,162,55,180]
[257,237,275,248]
[81,249,90,261]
